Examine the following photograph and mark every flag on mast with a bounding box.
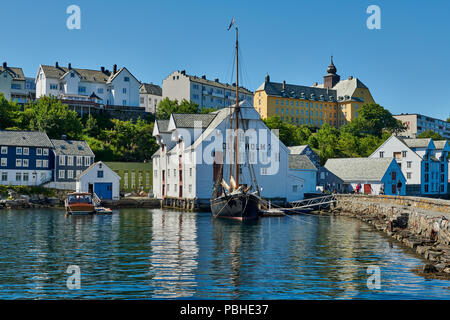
[227,18,235,31]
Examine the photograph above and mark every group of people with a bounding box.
[354,180,403,195]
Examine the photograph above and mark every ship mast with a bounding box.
[234,26,239,189]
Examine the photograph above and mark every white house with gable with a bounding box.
[76,161,121,200]
[369,135,448,196]
[152,100,312,206]
[36,62,140,107]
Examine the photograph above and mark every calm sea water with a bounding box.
[0,208,448,299]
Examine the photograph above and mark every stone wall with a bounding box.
[334,194,450,276]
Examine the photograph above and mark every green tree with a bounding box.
[83,114,101,137]
[25,96,83,139]
[314,124,340,165]
[0,93,21,129]
[417,130,444,140]
[352,103,406,137]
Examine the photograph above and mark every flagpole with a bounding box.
[234,24,239,189]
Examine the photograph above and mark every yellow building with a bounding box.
[254,58,375,128]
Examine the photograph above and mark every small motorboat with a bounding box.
[65,192,95,215]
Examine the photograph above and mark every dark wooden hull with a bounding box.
[210,192,260,221]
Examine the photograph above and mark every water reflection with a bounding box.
[150,210,198,298]
[0,209,449,299]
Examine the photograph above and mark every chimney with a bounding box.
[215,78,219,82]
[265,74,270,82]
[113,64,117,74]
[181,70,186,75]
[101,66,105,73]
[55,62,59,68]
[201,75,206,80]
[348,76,353,80]
[282,80,286,91]
[68,63,72,70]
[2,62,6,68]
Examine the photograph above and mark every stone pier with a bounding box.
[333,194,450,277]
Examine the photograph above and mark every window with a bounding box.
[407,161,412,168]
[37,148,42,155]
[43,148,49,156]
[59,170,65,179]
[16,172,21,182]
[59,155,66,166]
[124,76,130,82]
[36,160,42,168]
[424,184,429,193]
[23,148,29,155]
[425,163,429,172]
[122,100,127,106]
[23,159,29,167]
[16,159,22,167]
[23,173,29,182]
[391,171,396,180]
[379,151,384,158]
[84,156,91,166]
[50,83,58,90]
[97,170,104,178]
[189,168,192,177]
[189,185,192,193]
[77,156,83,166]
[293,185,298,192]
[78,86,86,93]
[407,172,412,179]
[67,156,74,166]
[11,83,21,90]
[67,170,74,179]
[43,160,48,168]
[425,174,429,183]
[1,172,7,181]
[123,88,127,94]
[16,147,22,155]
[1,147,7,154]
[70,73,75,78]
[402,151,407,157]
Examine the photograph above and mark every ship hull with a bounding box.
[210,192,260,221]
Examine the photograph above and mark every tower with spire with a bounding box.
[323,56,341,89]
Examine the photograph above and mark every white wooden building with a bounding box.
[76,161,121,200]
[369,135,448,196]
[152,101,312,205]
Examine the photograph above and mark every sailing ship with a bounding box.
[210,21,262,221]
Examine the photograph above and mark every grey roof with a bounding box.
[400,138,432,149]
[257,77,368,102]
[288,145,308,154]
[140,83,162,96]
[289,154,317,170]
[0,66,25,81]
[186,74,253,95]
[51,139,94,156]
[434,140,449,150]
[324,157,394,182]
[0,130,53,148]
[257,81,337,102]
[156,120,170,133]
[40,65,137,84]
[172,113,217,128]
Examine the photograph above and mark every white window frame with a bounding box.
[36,160,42,168]
[0,147,7,154]
[43,148,49,156]
[59,155,66,166]
[67,156,74,166]
[67,170,74,179]
[23,147,29,155]
[59,170,65,179]
[16,159,22,167]
[84,156,91,166]
[77,156,83,166]
[36,148,42,155]
[23,159,29,167]
[1,158,6,166]
[16,147,22,155]
[43,160,48,168]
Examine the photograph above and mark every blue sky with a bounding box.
[1,0,449,120]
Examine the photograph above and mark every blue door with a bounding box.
[94,182,113,200]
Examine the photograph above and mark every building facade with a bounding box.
[0,62,35,103]
[76,161,121,200]
[393,113,450,140]
[152,101,312,205]
[369,135,448,196]
[0,131,54,186]
[254,58,375,128]
[36,62,140,107]
[324,157,406,195]
[105,162,153,193]
[51,139,95,183]
[139,83,162,113]
[162,70,253,110]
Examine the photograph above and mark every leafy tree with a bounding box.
[0,93,21,129]
[447,116,450,123]
[25,96,83,139]
[417,130,444,140]
[358,135,382,157]
[314,124,340,165]
[352,103,406,137]
[83,115,101,137]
